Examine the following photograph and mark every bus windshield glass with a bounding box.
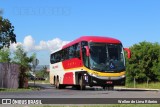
[89,42,125,72]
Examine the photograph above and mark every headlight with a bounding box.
[89,73,97,77]
[121,75,125,78]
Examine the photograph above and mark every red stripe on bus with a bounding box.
[63,72,74,84]
[62,58,83,69]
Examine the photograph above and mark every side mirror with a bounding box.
[124,48,131,59]
[84,46,90,56]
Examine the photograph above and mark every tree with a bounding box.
[35,66,48,80]
[12,45,35,88]
[0,16,16,49]
[0,47,10,62]
[126,41,160,84]
[42,66,49,79]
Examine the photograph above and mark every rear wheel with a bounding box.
[55,77,59,89]
[55,77,64,89]
[53,77,56,86]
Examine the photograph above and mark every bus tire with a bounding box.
[55,77,61,89]
[55,77,65,89]
[79,76,86,90]
[55,78,58,89]
[53,76,56,86]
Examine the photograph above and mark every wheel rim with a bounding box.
[79,76,85,90]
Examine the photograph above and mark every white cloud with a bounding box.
[10,42,22,51]
[23,35,35,51]
[10,35,70,52]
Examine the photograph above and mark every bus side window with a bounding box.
[69,46,74,59]
[50,53,55,64]
[81,41,89,68]
[55,51,61,63]
[75,43,80,58]
[61,50,65,61]
[68,43,81,59]
[54,52,58,63]
[59,50,63,61]
[63,48,69,60]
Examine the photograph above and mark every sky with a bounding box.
[0,0,160,65]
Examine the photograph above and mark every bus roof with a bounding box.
[62,36,121,49]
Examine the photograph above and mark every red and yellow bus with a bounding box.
[50,36,131,90]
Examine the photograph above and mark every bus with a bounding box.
[50,36,131,90]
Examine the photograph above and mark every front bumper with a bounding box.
[83,72,125,86]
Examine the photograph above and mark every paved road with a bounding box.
[0,83,160,98]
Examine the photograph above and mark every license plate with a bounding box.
[106,81,113,84]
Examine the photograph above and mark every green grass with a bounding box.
[126,82,160,89]
[0,86,41,92]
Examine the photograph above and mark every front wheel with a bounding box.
[79,76,86,90]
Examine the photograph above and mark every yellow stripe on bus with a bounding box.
[64,66,125,77]
[83,67,125,77]
[64,67,84,71]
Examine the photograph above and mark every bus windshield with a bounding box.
[89,42,125,72]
